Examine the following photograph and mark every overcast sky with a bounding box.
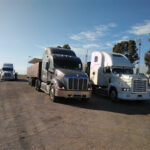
[0,0,150,74]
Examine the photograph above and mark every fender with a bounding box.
[50,78,64,88]
[108,83,118,95]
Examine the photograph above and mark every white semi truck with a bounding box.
[0,63,17,80]
[86,51,150,101]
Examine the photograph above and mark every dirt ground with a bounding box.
[0,78,150,150]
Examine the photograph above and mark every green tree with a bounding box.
[113,40,139,64]
[57,44,71,49]
[62,44,71,49]
[57,45,62,48]
[145,35,150,74]
[144,50,150,74]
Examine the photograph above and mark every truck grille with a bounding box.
[4,73,11,77]
[132,79,147,93]
[68,78,88,90]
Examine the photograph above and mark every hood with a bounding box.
[55,68,87,78]
[112,74,148,88]
[120,74,148,80]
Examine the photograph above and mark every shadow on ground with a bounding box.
[57,94,150,115]
[0,78,27,82]
[17,79,28,82]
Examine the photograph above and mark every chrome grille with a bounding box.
[68,77,88,90]
[132,79,147,93]
[4,73,11,77]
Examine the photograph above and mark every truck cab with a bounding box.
[0,63,17,80]
[90,51,150,101]
[27,47,91,102]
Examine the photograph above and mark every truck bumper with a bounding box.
[55,89,91,99]
[1,76,14,80]
[118,92,150,100]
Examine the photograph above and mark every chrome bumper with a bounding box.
[55,89,91,99]
[118,92,150,100]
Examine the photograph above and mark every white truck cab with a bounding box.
[90,51,150,101]
[0,63,17,80]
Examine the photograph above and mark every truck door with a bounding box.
[90,56,99,85]
[47,57,54,82]
[41,50,49,82]
[103,67,111,86]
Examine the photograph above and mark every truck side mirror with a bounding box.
[45,62,49,70]
[104,67,111,73]
[106,68,111,73]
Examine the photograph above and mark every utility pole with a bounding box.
[138,38,141,73]
[136,38,141,74]
[85,49,88,63]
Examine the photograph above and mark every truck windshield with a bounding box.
[54,59,82,70]
[112,68,133,74]
[2,68,13,71]
[51,49,76,56]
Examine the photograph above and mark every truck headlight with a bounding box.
[55,81,65,90]
[88,87,92,91]
[88,84,92,91]
[56,86,65,90]
[121,88,130,91]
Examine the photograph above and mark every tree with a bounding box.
[144,50,150,74]
[62,44,71,49]
[57,45,62,48]
[145,34,150,74]
[57,44,71,49]
[113,40,139,64]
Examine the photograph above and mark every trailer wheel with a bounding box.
[110,89,118,102]
[35,79,41,91]
[50,85,57,102]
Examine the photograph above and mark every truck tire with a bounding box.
[35,79,41,91]
[50,85,58,102]
[110,89,118,102]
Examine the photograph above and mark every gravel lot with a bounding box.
[0,78,150,150]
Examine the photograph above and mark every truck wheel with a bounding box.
[50,86,57,102]
[35,79,41,91]
[110,89,118,102]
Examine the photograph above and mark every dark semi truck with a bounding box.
[27,47,91,102]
